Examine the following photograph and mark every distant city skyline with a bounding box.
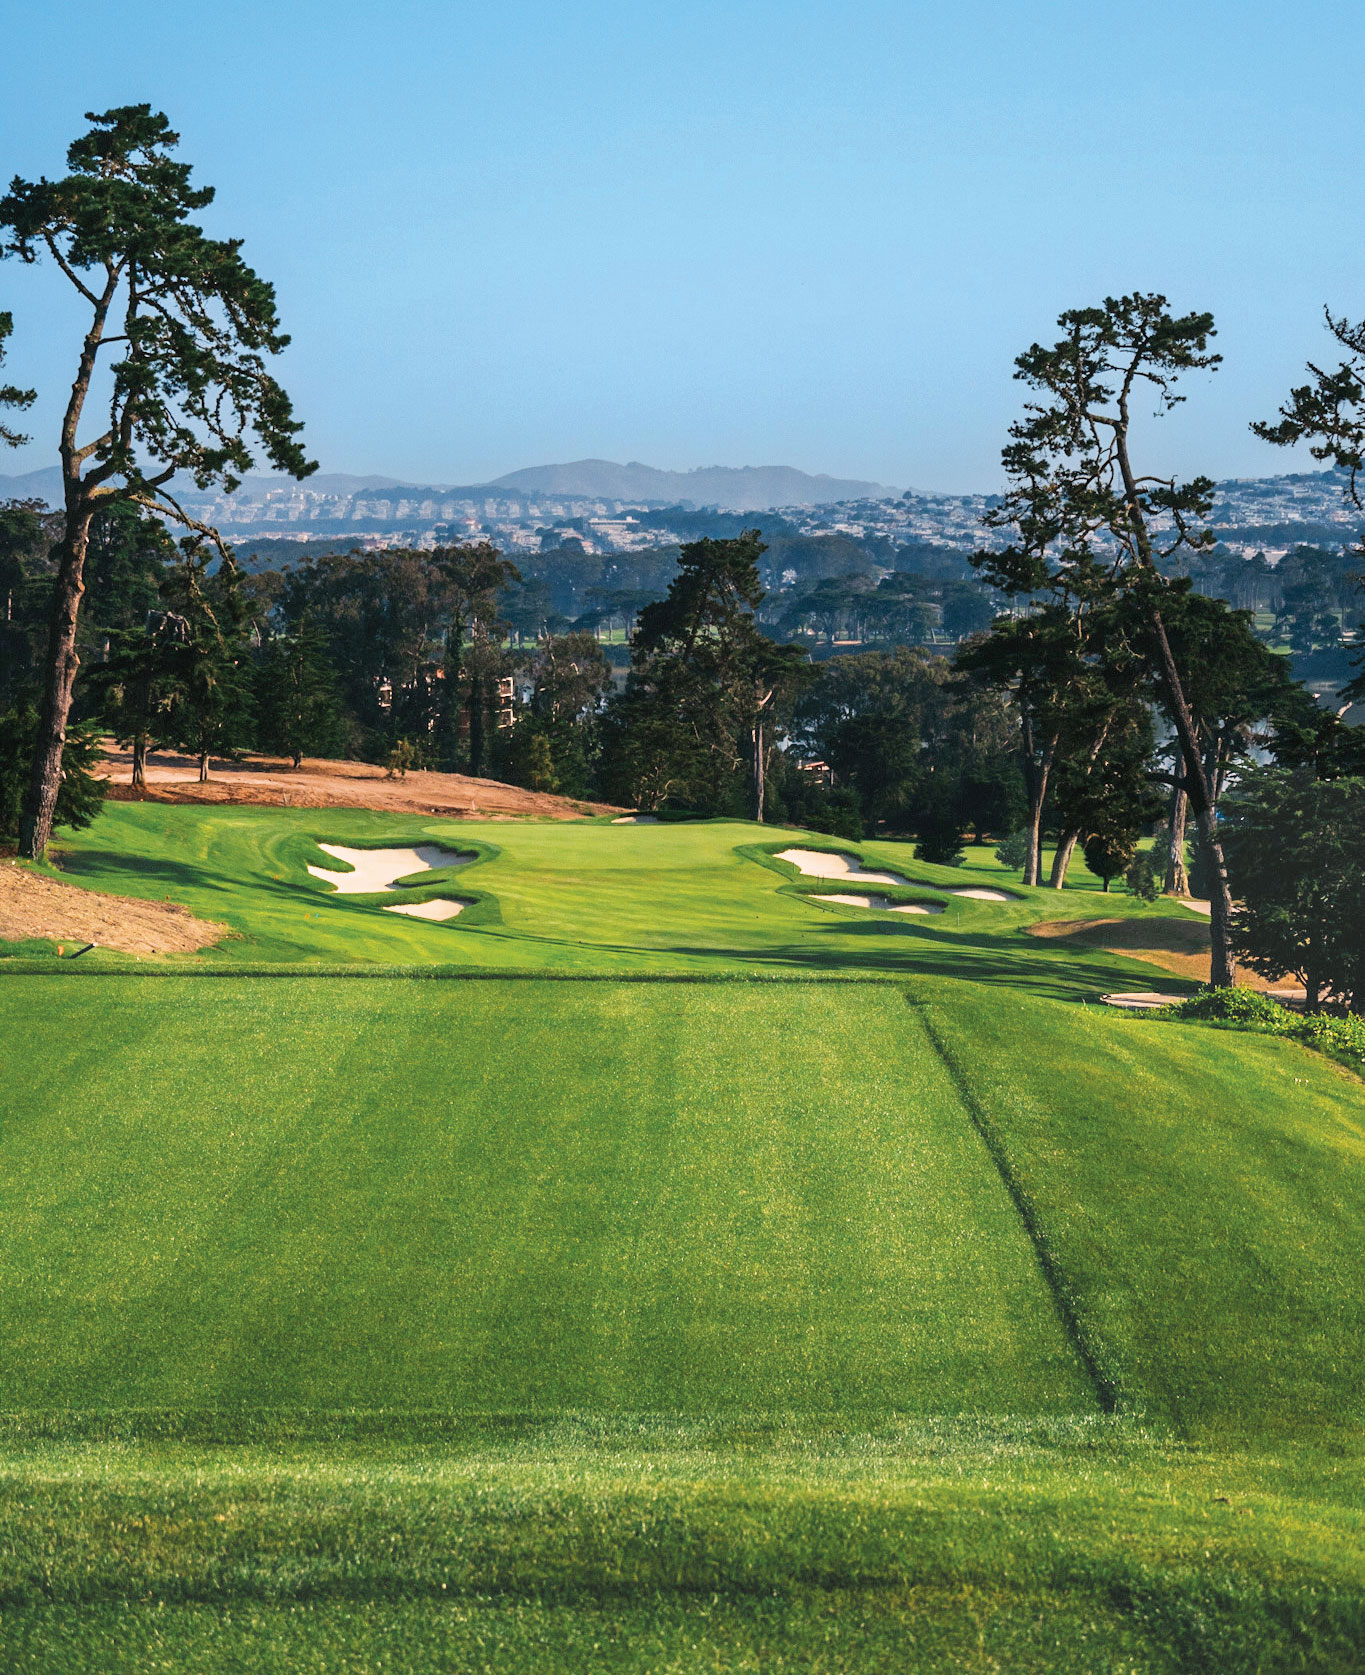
[1,1,1362,493]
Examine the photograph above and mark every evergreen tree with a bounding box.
[160,545,255,780]
[2,106,312,857]
[1222,768,1365,1011]
[255,620,345,768]
[601,531,807,816]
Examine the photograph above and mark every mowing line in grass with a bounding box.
[912,994,1122,1415]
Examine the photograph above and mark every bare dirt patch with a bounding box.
[97,747,622,821]
[1029,915,1298,993]
[0,861,228,954]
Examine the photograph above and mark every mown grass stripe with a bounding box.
[910,994,1122,1415]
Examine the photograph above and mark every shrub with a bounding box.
[994,829,1029,871]
[1157,986,1365,1075]
[1164,986,1295,1029]
[1124,847,1161,902]
[0,706,106,843]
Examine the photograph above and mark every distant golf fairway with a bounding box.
[29,800,1208,999]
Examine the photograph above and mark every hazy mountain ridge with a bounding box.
[0,460,892,513]
[486,460,893,508]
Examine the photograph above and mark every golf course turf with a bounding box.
[2,803,1363,1670]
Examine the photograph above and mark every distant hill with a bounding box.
[0,461,891,513]
[489,460,893,509]
[0,465,62,505]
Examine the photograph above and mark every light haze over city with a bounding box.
[2,0,1361,493]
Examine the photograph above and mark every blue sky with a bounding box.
[1,0,1361,491]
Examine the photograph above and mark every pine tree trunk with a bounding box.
[1049,829,1079,888]
[468,678,485,778]
[198,751,209,783]
[1020,716,1057,889]
[1149,607,1236,987]
[751,720,765,823]
[1164,781,1189,895]
[132,734,146,788]
[18,510,94,859]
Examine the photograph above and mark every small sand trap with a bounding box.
[777,849,1017,902]
[611,815,659,824]
[811,892,944,915]
[1101,991,1186,1010]
[383,898,468,921]
[1179,899,1212,915]
[777,848,910,887]
[307,843,474,894]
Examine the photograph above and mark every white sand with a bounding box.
[610,815,660,824]
[1101,991,1185,1010]
[307,843,474,894]
[810,893,944,915]
[777,848,910,887]
[1179,898,1212,915]
[949,888,1016,902]
[383,898,467,920]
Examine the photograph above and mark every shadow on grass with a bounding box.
[58,849,339,906]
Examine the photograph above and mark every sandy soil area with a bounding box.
[1030,915,1303,996]
[98,747,621,821]
[306,843,475,894]
[0,861,228,954]
[1101,991,1187,1010]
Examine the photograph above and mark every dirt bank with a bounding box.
[0,862,228,954]
[1029,915,1301,995]
[98,747,622,820]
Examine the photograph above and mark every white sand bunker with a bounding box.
[1179,898,1212,915]
[611,815,659,824]
[383,898,468,921]
[811,893,944,915]
[307,843,475,895]
[778,848,1016,902]
[777,848,910,887]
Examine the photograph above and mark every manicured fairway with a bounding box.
[924,985,1365,1440]
[31,800,1204,997]
[0,978,1091,1416]
[4,839,1363,1669]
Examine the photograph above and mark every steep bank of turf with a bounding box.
[1,1420,1362,1674]
[9,800,1208,996]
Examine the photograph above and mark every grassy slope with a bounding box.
[2,1423,1362,1673]
[926,984,1365,1441]
[20,801,1201,997]
[4,805,1363,1669]
[0,979,1088,1416]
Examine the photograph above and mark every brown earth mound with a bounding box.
[0,862,228,954]
[98,747,623,820]
[1029,915,1301,995]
